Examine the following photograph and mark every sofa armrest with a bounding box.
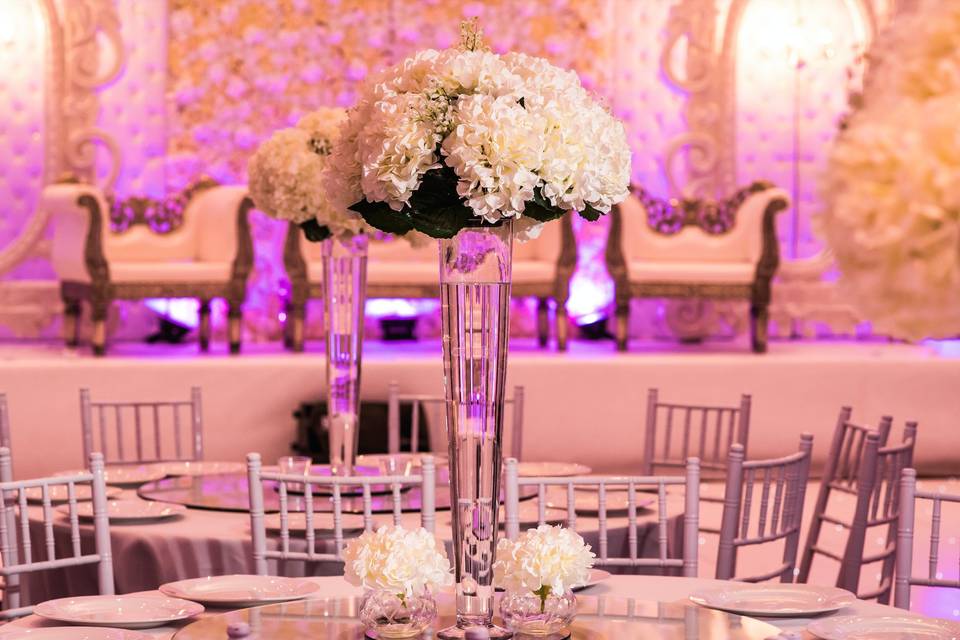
[736,185,790,267]
[46,183,110,285]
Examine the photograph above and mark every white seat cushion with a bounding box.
[627,260,756,284]
[109,262,232,283]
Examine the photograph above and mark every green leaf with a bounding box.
[578,204,603,222]
[299,219,332,242]
[524,189,566,223]
[348,199,415,235]
[411,203,476,239]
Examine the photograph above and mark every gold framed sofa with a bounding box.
[282,214,578,351]
[46,180,255,355]
[605,182,789,353]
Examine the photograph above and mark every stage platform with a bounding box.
[0,338,957,480]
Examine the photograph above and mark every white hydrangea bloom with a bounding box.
[342,526,453,597]
[493,525,595,596]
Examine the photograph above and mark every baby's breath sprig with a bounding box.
[458,18,487,52]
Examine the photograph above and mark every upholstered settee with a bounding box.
[605,182,789,353]
[46,180,255,355]
[282,214,577,351]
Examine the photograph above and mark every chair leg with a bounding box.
[91,300,109,357]
[198,299,211,352]
[228,303,242,355]
[615,309,629,352]
[750,303,769,353]
[289,304,305,353]
[536,298,549,348]
[63,298,82,348]
[556,304,569,352]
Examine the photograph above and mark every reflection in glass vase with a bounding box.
[359,589,437,639]
[500,588,577,638]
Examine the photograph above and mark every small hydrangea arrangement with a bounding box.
[494,524,594,635]
[323,21,631,241]
[248,106,367,242]
[343,525,453,638]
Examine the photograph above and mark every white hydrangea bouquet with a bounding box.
[494,525,595,635]
[819,1,960,339]
[343,525,453,638]
[323,21,631,241]
[248,106,368,242]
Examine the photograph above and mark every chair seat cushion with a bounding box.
[627,260,756,284]
[307,260,556,285]
[110,262,233,283]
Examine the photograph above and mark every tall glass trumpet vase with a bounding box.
[322,233,368,476]
[438,221,513,640]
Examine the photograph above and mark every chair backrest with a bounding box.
[0,448,115,619]
[716,434,814,582]
[246,452,437,576]
[80,387,204,464]
[895,468,960,610]
[839,424,917,602]
[0,393,10,452]
[503,457,700,576]
[642,388,750,476]
[387,382,525,460]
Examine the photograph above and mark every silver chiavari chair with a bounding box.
[0,393,10,452]
[503,457,700,576]
[246,452,437,576]
[642,388,750,477]
[80,386,204,464]
[716,434,814,582]
[387,381,525,459]
[0,448,115,619]
[797,409,899,584]
[895,468,960,610]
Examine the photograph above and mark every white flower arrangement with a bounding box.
[818,1,960,339]
[324,21,631,241]
[493,525,595,607]
[342,525,453,598]
[248,106,368,241]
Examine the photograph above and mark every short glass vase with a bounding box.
[500,588,576,637]
[360,589,437,639]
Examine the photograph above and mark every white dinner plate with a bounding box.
[546,492,655,516]
[690,584,856,618]
[57,499,187,523]
[34,595,203,629]
[356,453,448,469]
[516,462,592,477]
[56,465,167,488]
[807,615,960,639]
[24,485,123,504]
[263,511,368,534]
[151,461,245,477]
[160,574,320,607]
[0,628,153,640]
[572,568,612,591]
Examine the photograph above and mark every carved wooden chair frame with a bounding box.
[605,182,787,353]
[60,180,255,356]
[281,213,578,352]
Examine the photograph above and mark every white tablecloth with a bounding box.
[23,487,686,604]
[9,575,911,639]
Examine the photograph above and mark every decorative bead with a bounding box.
[465,627,490,640]
[227,622,251,637]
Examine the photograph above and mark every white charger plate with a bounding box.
[356,453,448,468]
[516,462,592,477]
[807,615,960,639]
[546,493,655,516]
[34,595,203,629]
[263,511,367,534]
[24,485,122,504]
[0,628,153,640]
[689,584,856,617]
[152,461,245,477]
[56,465,167,488]
[160,574,320,607]
[57,499,186,523]
[572,568,612,591]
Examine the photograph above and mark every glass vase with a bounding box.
[360,589,437,639]
[499,589,577,638]
[437,221,513,640]
[322,233,368,476]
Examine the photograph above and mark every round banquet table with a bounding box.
[23,473,687,605]
[8,575,915,640]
